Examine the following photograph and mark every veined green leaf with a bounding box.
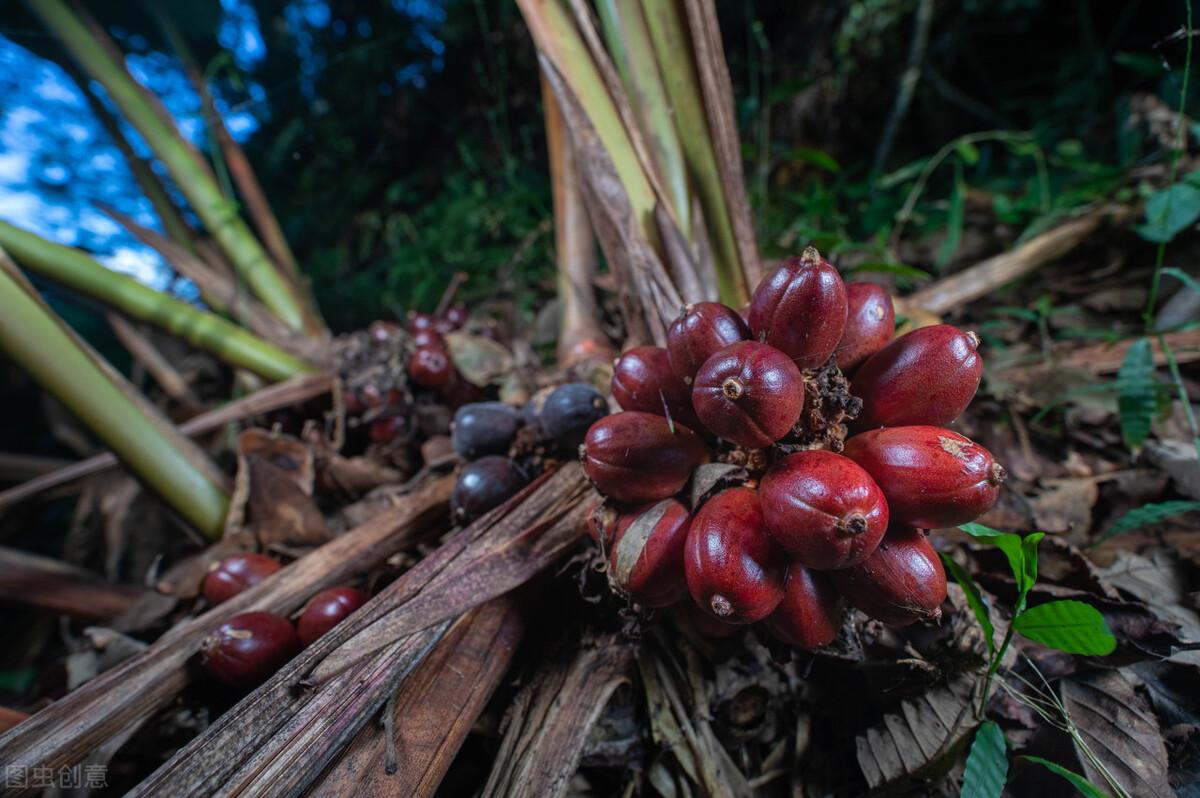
[1093,500,1200,544]
[1135,181,1200,243]
[959,523,1027,592]
[941,553,995,657]
[1020,756,1112,798]
[961,721,1007,798]
[1013,600,1117,656]
[1115,337,1157,450]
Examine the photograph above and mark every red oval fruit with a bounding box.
[406,311,438,334]
[667,302,750,385]
[442,303,468,330]
[203,553,282,606]
[762,566,843,648]
[842,426,1005,528]
[200,611,300,687]
[759,450,888,569]
[672,598,742,639]
[851,324,982,430]
[408,345,454,389]
[582,412,710,503]
[748,247,848,369]
[411,328,443,349]
[369,415,407,444]
[684,487,786,623]
[831,527,947,626]
[297,587,369,647]
[611,346,699,429]
[836,282,895,373]
[607,499,692,608]
[692,341,804,449]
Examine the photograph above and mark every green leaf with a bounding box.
[936,161,966,270]
[1013,600,1117,655]
[1163,266,1200,297]
[786,147,841,173]
[1017,532,1045,612]
[959,523,1028,593]
[1020,756,1112,798]
[941,553,995,657]
[1135,182,1200,243]
[962,721,1007,798]
[1093,500,1200,544]
[1116,338,1157,450]
[956,139,981,166]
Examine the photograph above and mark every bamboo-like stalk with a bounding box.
[0,252,229,537]
[26,0,319,335]
[596,0,691,234]
[641,0,749,305]
[0,221,314,381]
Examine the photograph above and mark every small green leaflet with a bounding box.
[1020,756,1112,798]
[940,552,995,657]
[1012,600,1117,656]
[958,524,1042,608]
[1115,338,1157,450]
[1093,500,1200,544]
[960,721,1007,798]
[1135,181,1200,243]
[1163,266,1200,297]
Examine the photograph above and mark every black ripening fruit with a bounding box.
[451,402,522,459]
[451,456,529,522]
[538,383,609,450]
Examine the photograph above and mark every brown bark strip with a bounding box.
[1000,328,1200,383]
[0,546,147,621]
[0,474,451,795]
[681,0,762,292]
[0,373,334,511]
[127,465,589,797]
[481,632,636,798]
[308,594,527,798]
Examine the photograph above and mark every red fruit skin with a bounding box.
[684,487,786,623]
[692,341,804,449]
[200,611,300,687]
[411,328,443,349]
[406,311,438,334]
[608,499,692,608]
[836,282,895,373]
[441,303,468,330]
[748,248,848,369]
[667,302,751,385]
[582,412,710,503]
[831,527,947,625]
[759,450,889,569]
[842,426,1005,528]
[297,587,369,646]
[611,346,700,429]
[369,415,407,444]
[408,345,454,389]
[851,324,982,430]
[203,553,281,605]
[762,566,844,648]
[672,598,742,639]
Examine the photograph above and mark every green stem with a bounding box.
[0,222,314,382]
[978,624,1017,719]
[0,258,229,538]
[27,0,314,335]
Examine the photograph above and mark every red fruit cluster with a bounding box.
[404,305,481,409]
[581,247,1005,647]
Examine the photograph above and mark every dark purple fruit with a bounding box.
[831,527,947,626]
[451,402,521,459]
[581,411,710,503]
[762,566,843,648]
[539,383,609,449]
[692,341,804,449]
[836,282,895,373]
[297,587,369,647]
[200,611,300,688]
[684,487,786,623]
[842,426,1004,528]
[759,450,888,569]
[607,499,691,608]
[451,456,529,522]
[748,247,848,369]
[667,302,750,385]
[851,324,982,430]
[611,346,700,429]
[203,553,282,605]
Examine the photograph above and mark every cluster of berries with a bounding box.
[582,247,1004,647]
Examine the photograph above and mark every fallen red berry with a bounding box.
[762,565,844,648]
[852,324,982,430]
[759,450,888,569]
[202,553,282,606]
[667,302,750,385]
[748,247,847,369]
[297,587,369,647]
[842,426,1004,528]
[200,611,300,688]
[684,487,785,623]
[831,527,947,626]
[581,411,710,504]
[835,282,895,373]
[607,499,692,608]
[408,345,454,390]
[692,341,804,449]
